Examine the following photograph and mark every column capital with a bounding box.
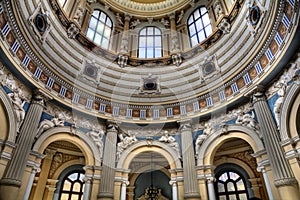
[124,14,132,21]
[274,177,298,187]
[206,176,216,183]
[168,12,176,20]
[31,89,52,106]
[106,120,119,132]
[169,180,177,186]
[178,119,192,131]
[44,148,56,159]
[251,91,267,104]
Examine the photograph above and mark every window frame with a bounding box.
[138,26,163,59]
[188,6,212,47]
[86,9,113,49]
[59,170,85,200]
[215,170,249,200]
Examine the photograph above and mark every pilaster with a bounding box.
[252,90,300,198]
[178,119,200,199]
[98,121,119,200]
[0,90,49,200]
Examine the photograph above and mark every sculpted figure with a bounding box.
[159,131,181,158]
[87,127,104,158]
[8,87,26,131]
[117,132,137,159]
[236,110,259,131]
[36,113,65,138]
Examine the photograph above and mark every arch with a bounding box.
[32,127,101,166]
[197,125,265,166]
[0,87,17,143]
[117,140,182,170]
[280,84,300,141]
[52,159,85,180]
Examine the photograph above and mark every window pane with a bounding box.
[70,194,79,200]
[154,36,161,47]
[239,194,247,200]
[227,182,235,191]
[73,182,81,192]
[219,173,228,182]
[101,38,109,49]
[86,29,94,40]
[94,34,102,45]
[99,12,106,22]
[140,29,146,35]
[68,173,77,181]
[219,195,226,200]
[147,37,153,47]
[154,48,161,58]
[92,10,99,18]
[188,16,194,25]
[139,48,146,58]
[202,14,210,26]
[229,194,237,200]
[205,25,213,36]
[194,9,200,19]
[106,18,112,27]
[236,179,245,190]
[97,23,104,34]
[218,183,225,192]
[89,17,97,30]
[200,7,207,15]
[61,193,69,200]
[147,48,154,58]
[63,180,71,190]
[147,27,153,35]
[189,25,196,36]
[154,28,161,35]
[195,19,203,32]
[139,37,146,47]
[197,30,205,42]
[103,27,111,38]
[229,172,240,181]
[191,35,198,47]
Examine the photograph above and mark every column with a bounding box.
[120,180,129,200]
[83,177,92,200]
[169,181,178,200]
[33,149,56,200]
[178,120,200,199]
[0,90,47,200]
[23,167,40,200]
[258,167,274,200]
[252,91,300,198]
[207,177,216,200]
[98,121,119,200]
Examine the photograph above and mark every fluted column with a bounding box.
[0,90,47,200]
[98,122,119,200]
[252,91,300,198]
[178,120,200,199]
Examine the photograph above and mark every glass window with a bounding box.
[188,6,212,47]
[138,27,162,58]
[59,171,85,200]
[86,9,112,49]
[216,171,248,200]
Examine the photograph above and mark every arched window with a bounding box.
[59,171,85,200]
[86,10,112,49]
[216,170,248,200]
[138,26,162,58]
[188,7,212,47]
